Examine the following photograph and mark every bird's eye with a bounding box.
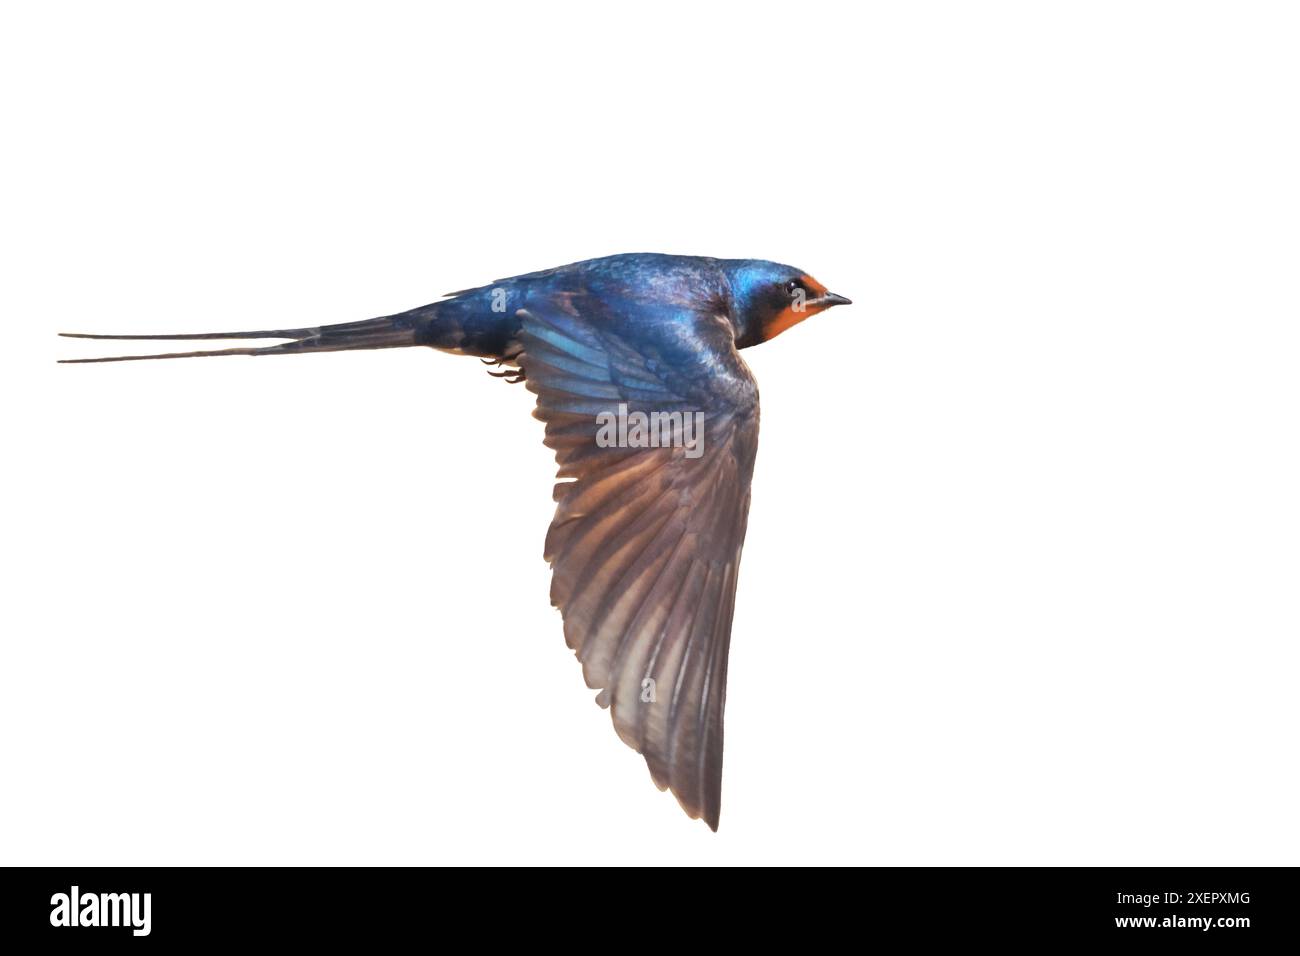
[784,279,803,296]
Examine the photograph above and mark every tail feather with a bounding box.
[58,316,420,364]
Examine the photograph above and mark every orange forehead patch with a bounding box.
[764,274,830,340]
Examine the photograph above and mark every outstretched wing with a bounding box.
[518,293,759,829]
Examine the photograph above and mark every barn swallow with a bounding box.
[61,253,852,829]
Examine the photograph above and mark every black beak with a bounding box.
[817,292,853,307]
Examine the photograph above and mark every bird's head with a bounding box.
[723,259,852,347]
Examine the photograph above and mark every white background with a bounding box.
[3,2,1297,865]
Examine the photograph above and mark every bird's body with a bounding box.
[61,253,851,829]
[418,253,737,359]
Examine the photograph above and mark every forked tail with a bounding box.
[58,314,421,364]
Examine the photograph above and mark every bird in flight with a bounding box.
[61,253,852,829]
